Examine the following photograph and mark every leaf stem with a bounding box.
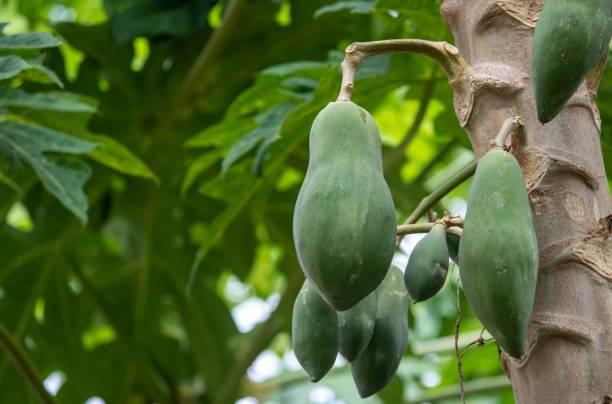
[0,326,56,404]
[338,39,468,101]
[402,159,477,227]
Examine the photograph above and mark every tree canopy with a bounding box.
[0,1,610,403]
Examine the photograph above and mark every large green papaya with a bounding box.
[292,280,339,382]
[293,101,397,311]
[458,148,538,358]
[404,223,449,302]
[338,291,377,362]
[532,0,612,122]
[351,265,408,398]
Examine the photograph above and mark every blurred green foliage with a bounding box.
[0,0,609,403]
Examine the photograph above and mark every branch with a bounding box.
[338,39,468,101]
[0,326,56,404]
[493,116,523,149]
[397,220,463,237]
[401,159,477,227]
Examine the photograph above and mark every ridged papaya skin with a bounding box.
[293,101,397,311]
[338,291,377,362]
[351,265,408,398]
[458,149,538,358]
[404,223,449,302]
[292,280,339,382]
[532,0,612,123]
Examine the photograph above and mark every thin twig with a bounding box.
[0,326,56,404]
[453,270,466,404]
[338,39,468,101]
[493,116,523,149]
[397,159,476,246]
[397,219,463,237]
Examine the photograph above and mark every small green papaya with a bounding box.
[351,265,408,398]
[446,232,460,263]
[404,223,450,302]
[338,291,377,362]
[532,0,612,122]
[293,101,397,311]
[458,148,538,358]
[292,280,339,382]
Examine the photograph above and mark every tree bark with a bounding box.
[440,1,612,402]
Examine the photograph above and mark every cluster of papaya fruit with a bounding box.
[292,102,406,396]
[291,98,541,396]
[533,0,611,122]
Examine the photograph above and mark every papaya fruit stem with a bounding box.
[493,116,523,149]
[397,222,463,237]
[338,39,468,101]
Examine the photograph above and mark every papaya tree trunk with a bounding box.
[440,0,612,402]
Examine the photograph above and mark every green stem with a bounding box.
[0,326,56,404]
[397,221,463,237]
[402,159,477,226]
[338,39,468,101]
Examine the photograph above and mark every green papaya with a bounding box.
[532,0,612,122]
[458,148,538,358]
[404,223,450,302]
[338,291,377,362]
[351,265,408,398]
[446,232,460,263]
[293,101,397,311]
[292,280,339,382]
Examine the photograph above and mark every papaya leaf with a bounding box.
[17,109,157,182]
[0,88,95,113]
[0,55,63,87]
[185,120,258,149]
[0,121,96,223]
[314,1,375,18]
[181,151,223,197]
[82,134,159,183]
[221,102,295,175]
[0,26,62,50]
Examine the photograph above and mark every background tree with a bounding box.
[0,0,609,403]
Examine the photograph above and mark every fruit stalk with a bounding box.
[338,39,468,101]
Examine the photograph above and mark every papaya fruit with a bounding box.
[293,101,397,311]
[404,223,450,302]
[338,291,377,362]
[532,0,612,122]
[458,148,538,358]
[446,232,460,263]
[351,265,408,398]
[291,280,339,382]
